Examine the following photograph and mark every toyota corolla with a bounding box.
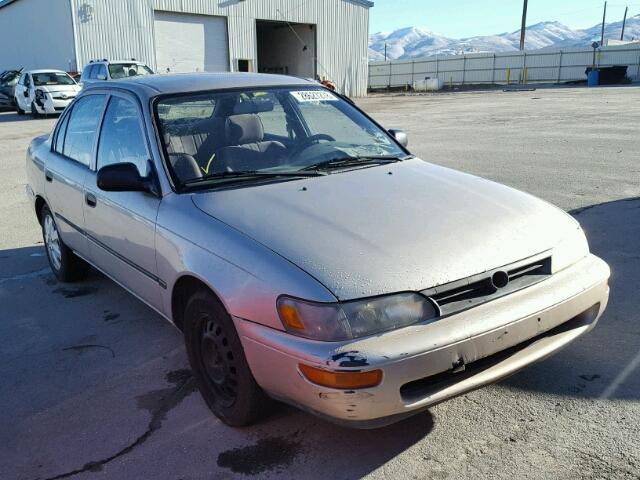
[25,73,610,428]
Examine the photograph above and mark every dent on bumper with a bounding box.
[235,254,610,428]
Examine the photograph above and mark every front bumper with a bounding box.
[235,254,610,428]
[34,96,73,114]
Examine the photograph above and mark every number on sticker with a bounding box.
[291,90,338,103]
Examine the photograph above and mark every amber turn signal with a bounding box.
[299,364,383,389]
[278,303,305,330]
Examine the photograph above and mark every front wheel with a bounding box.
[16,103,25,115]
[41,205,90,282]
[184,289,272,427]
[31,102,42,118]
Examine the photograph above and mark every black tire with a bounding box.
[41,205,90,282]
[31,101,42,118]
[184,289,271,427]
[16,104,25,115]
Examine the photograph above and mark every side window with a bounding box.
[82,65,93,80]
[53,110,71,153]
[24,74,31,88]
[97,97,149,176]
[63,95,106,167]
[95,64,108,80]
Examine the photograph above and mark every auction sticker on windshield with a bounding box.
[290,90,338,102]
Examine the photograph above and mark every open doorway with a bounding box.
[256,20,317,79]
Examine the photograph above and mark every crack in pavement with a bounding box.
[62,344,116,359]
[36,369,197,480]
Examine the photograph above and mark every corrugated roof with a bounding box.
[0,0,373,10]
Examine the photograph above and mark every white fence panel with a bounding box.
[369,44,640,89]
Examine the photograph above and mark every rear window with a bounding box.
[33,72,76,86]
[108,63,153,80]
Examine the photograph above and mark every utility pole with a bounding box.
[384,42,387,62]
[600,1,607,47]
[621,6,628,41]
[519,0,528,51]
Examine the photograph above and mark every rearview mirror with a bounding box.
[97,162,156,194]
[388,129,408,148]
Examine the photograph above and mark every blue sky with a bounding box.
[370,0,639,37]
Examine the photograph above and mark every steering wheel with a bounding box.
[289,134,336,160]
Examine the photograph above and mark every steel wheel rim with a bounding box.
[199,315,238,408]
[44,214,62,271]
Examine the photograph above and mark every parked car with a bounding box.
[0,67,22,110]
[79,59,153,87]
[25,73,610,428]
[14,69,80,116]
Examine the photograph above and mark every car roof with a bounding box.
[82,72,318,98]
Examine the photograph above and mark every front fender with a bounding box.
[156,194,336,330]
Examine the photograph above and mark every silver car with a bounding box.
[25,73,610,428]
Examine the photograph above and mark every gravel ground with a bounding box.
[1,86,639,480]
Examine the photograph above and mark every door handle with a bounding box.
[85,192,97,208]
[45,172,53,182]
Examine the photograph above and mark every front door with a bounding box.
[15,73,32,112]
[44,94,107,256]
[83,93,163,311]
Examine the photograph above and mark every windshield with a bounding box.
[32,72,76,86]
[109,63,154,79]
[155,87,407,190]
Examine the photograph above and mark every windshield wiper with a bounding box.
[182,170,325,188]
[300,155,406,172]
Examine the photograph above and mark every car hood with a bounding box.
[192,158,578,300]
[37,85,80,94]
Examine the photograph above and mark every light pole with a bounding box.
[519,0,529,51]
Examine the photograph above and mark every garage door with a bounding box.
[154,11,230,74]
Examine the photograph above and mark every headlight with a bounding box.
[277,292,439,341]
[552,226,589,273]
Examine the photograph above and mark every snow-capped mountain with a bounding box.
[369,15,640,61]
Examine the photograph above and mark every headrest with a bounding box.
[225,114,264,145]
[168,153,202,181]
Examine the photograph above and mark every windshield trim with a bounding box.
[151,84,412,195]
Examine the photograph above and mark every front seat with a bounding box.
[214,114,287,173]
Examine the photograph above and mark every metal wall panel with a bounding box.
[71,0,370,96]
[0,0,76,72]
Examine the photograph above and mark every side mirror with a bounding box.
[389,129,408,148]
[97,74,107,81]
[97,162,157,194]
[23,90,29,97]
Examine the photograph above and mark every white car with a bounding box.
[14,70,80,116]
[79,59,153,87]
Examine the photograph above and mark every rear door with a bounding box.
[83,92,163,310]
[44,94,107,256]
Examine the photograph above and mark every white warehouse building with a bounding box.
[0,0,373,96]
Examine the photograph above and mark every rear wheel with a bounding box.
[184,289,271,427]
[41,205,90,282]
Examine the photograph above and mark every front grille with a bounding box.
[422,253,552,316]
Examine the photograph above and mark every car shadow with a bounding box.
[502,197,640,401]
[0,111,58,122]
